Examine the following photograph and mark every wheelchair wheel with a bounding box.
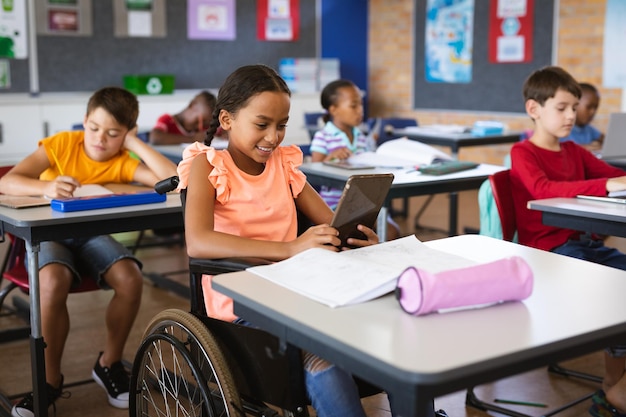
[130,308,243,417]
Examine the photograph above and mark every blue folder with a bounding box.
[51,191,166,212]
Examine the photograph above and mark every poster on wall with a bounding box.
[257,0,299,41]
[488,0,533,63]
[113,0,165,38]
[603,0,626,87]
[188,0,236,40]
[0,0,27,58]
[424,0,474,83]
[35,0,92,36]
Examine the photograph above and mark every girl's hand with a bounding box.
[342,224,379,250]
[288,224,341,257]
[43,176,81,199]
[326,147,352,161]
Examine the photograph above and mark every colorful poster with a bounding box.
[488,0,533,63]
[603,0,626,87]
[0,0,27,58]
[257,0,299,41]
[424,0,474,83]
[188,0,235,40]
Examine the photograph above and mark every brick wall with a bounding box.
[368,0,622,164]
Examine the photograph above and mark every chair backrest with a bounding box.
[488,169,516,242]
[376,117,419,145]
[304,111,325,127]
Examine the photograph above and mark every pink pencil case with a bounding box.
[395,256,533,316]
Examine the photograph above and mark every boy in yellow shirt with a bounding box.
[0,86,177,417]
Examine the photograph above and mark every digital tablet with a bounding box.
[322,160,375,170]
[330,173,394,247]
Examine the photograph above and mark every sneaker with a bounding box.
[92,352,130,409]
[11,375,68,417]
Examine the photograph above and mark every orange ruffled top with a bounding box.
[177,142,307,321]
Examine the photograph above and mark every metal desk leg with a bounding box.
[378,206,388,242]
[448,192,458,236]
[25,241,48,417]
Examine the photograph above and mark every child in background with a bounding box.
[0,87,177,417]
[150,90,222,145]
[310,79,400,240]
[178,64,383,417]
[510,66,626,417]
[560,82,604,152]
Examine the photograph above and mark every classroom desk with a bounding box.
[300,162,505,239]
[528,197,626,238]
[393,127,522,158]
[0,193,183,417]
[212,234,626,417]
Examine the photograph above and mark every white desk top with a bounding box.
[301,162,505,185]
[0,193,181,228]
[213,235,626,382]
[528,197,626,221]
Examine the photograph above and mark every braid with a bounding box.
[204,111,220,146]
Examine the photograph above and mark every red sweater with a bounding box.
[510,140,625,251]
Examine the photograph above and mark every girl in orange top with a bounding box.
[178,64,381,417]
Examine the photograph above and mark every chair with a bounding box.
[129,181,388,417]
[0,165,100,344]
[467,169,602,416]
[370,117,419,219]
[304,111,325,140]
[373,117,418,146]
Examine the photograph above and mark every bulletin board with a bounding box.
[5,0,316,93]
[412,0,554,113]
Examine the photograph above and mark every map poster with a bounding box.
[425,0,474,83]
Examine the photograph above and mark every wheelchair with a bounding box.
[131,178,449,417]
[130,178,384,417]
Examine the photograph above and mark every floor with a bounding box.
[1,189,623,417]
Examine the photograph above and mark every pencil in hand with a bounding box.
[50,149,65,176]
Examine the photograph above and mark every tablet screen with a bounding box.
[330,173,394,247]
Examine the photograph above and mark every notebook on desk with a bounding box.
[0,184,114,209]
[577,194,626,205]
[0,195,50,209]
[598,112,626,164]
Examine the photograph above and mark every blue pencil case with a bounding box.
[51,191,166,212]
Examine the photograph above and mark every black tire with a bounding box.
[130,308,243,417]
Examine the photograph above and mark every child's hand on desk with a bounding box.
[606,176,626,193]
[289,224,341,256]
[342,224,379,251]
[326,147,352,161]
[44,176,80,199]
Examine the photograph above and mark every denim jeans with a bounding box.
[233,318,368,416]
[552,234,626,271]
[305,365,367,417]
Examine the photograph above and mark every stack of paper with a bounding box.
[247,236,476,307]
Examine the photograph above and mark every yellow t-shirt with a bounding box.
[38,131,139,184]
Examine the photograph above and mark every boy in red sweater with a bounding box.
[511,66,626,416]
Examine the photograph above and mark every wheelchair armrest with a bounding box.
[189,257,271,275]
[188,257,272,324]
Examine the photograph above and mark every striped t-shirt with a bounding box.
[310,121,373,208]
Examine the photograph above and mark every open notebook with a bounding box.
[0,184,113,209]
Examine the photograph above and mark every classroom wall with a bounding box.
[368,0,624,165]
